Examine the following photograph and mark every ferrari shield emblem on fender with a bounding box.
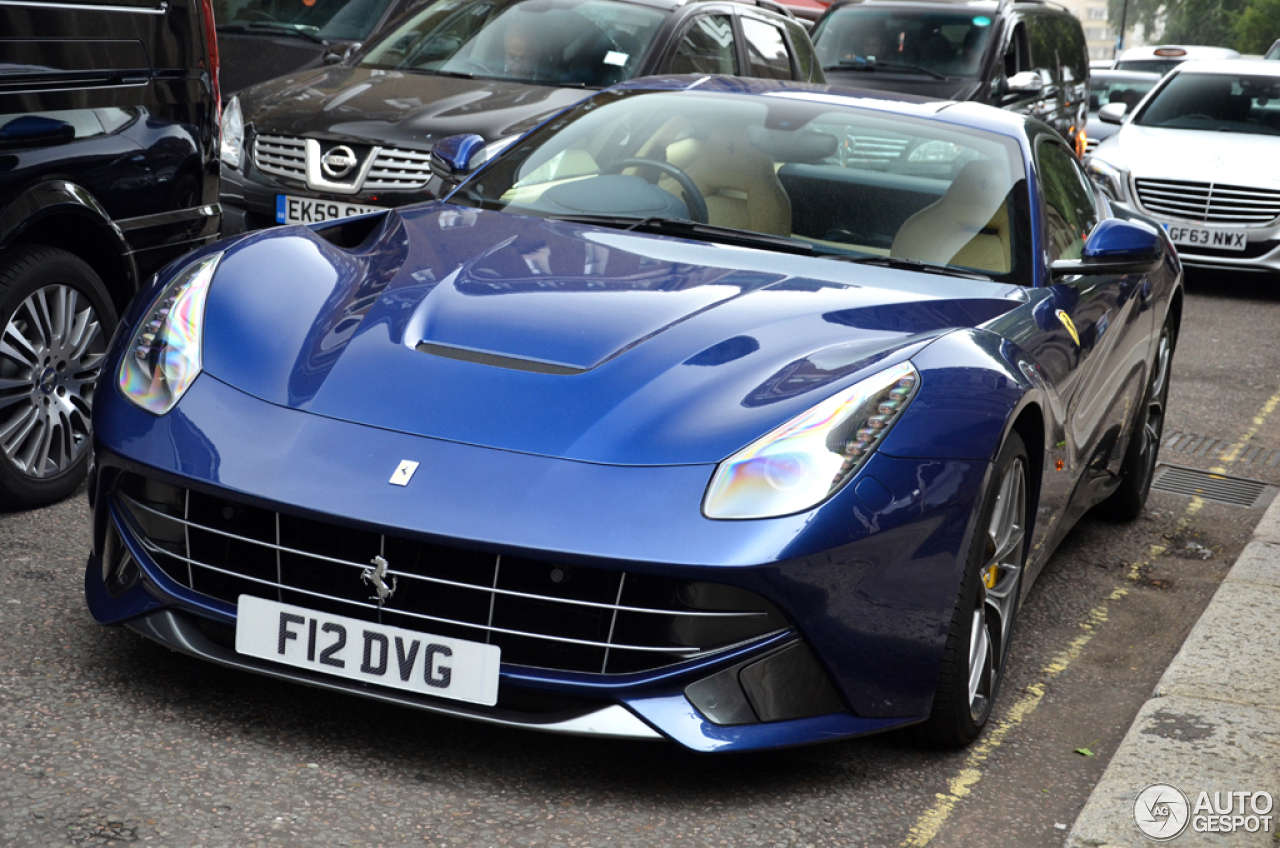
[390,459,419,486]
[1056,310,1080,347]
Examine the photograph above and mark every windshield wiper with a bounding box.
[824,253,992,280]
[825,59,951,81]
[219,22,326,45]
[547,214,814,254]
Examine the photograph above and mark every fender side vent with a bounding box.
[416,342,585,375]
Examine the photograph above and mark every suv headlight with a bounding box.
[1086,156,1129,202]
[118,253,221,415]
[221,95,244,169]
[703,362,920,519]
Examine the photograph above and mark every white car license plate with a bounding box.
[235,595,500,706]
[276,194,385,225]
[1164,225,1248,252]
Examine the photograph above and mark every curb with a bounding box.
[1065,497,1280,846]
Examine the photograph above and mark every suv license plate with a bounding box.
[276,194,385,225]
[235,595,500,706]
[1164,225,1247,251]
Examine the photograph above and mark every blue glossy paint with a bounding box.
[86,78,1183,751]
[1082,217,1164,259]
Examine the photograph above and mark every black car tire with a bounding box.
[1096,315,1175,521]
[0,246,118,509]
[922,430,1029,747]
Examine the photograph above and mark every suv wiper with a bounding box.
[825,253,992,281]
[219,22,326,45]
[548,214,814,254]
[825,59,950,81]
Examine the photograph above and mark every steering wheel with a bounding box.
[449,58,498,76]
[604,158,709,224]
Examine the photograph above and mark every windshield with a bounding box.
[453,89,1030,282]
[811,8,995,77]
[359,0,664,87]
[1136,72,1280,135]
[213,0,398,40]
[1088,75,1157,112]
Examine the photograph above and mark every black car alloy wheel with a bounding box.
[0,246,117,508]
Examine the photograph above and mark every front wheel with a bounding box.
[922,431,1029,746]
[0,246,117,509]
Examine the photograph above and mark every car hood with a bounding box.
[201,204,1026,465]
[1099,124,1280,187]
[238,65,593,149]
[218,30,332,97]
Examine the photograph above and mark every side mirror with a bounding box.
[1006,71,1044,93]
[1051,218,1164,276]
[1098,101,1128,124]
[430,133,488,185]
[324,42,362,65]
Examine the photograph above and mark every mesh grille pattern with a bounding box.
[112,475,788,675]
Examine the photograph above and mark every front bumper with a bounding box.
[86,373,989,751]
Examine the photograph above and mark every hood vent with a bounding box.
[416,342,586,375]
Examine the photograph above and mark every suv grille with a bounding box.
[1135,179,1280,226]
[112,475,788,676]
[254,134,306,181]
[252,134,433,191]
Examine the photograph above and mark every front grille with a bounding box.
[1084,137,1100,155]
[112,475,788,676]
[1135,179,1280,226]
[254,134,306,181]
[365,147,433,191]
[840,132,910,166]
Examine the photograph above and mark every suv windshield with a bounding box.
[213,0,399,40]
[1136,72,1280,135]
[811,7,995,77]
[359,0,665,87]
[453,88,1029,282]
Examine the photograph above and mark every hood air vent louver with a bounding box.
[416,342,586,375]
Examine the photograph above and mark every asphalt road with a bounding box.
[2,270,1279,848]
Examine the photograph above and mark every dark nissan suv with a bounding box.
[0,0,222,508]
[220,0,822,234]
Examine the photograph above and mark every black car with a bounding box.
[1084,68,1159,155]
[214,0,430,96]
[0,0,221,508]
[220,0,822,233]
[809,0,1089,155]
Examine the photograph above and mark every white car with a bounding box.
[1086,59,1280,275]
[1114,44,1241,75]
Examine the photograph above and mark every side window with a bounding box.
[741,18,793,80]
[1003,21,1030,77]
[670,15,738,75]
[1037,140,1098,261]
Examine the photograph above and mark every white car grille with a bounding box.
[253,134,433,192]
[1135,179,1280,226]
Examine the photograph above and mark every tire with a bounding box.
[0,246,118,509]
[922,431,1029,747]
[1095,316,1175,521]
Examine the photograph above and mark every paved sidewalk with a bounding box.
[1066,496,1280,846]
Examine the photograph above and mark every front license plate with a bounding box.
[1163,224,1248,251]
[276,194,385,225]
[235,595,500,706]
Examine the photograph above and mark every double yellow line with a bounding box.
[901,388,1280,848]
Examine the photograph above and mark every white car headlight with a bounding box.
[1086,156,1129,202]
[703,362,920,520]
[117,253,221,415]
[220,95,244,169]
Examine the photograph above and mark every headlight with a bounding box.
[1086,156,1129,202]
[117,253,222,415]
[221,95,244,169]
[703,362,920,519]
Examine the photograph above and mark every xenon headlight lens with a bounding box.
[220,95,244,169]
[1086,156,1129,202]
[703,362,920,520]
[118,252,222,415]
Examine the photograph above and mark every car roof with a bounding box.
[1089,69,1162,83]
[1118,45,1241,61]
[1167,58,1280,77]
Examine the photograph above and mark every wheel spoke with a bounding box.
[967,607,989,707]
[0,333,40,371]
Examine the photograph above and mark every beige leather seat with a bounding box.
[890,159,1012,274]
[679,130,792,237]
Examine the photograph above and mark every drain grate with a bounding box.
[1150,463,1275,508]
[1162,432,1280,467]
